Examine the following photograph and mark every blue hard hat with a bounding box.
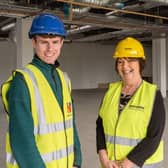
[28,13,67,38]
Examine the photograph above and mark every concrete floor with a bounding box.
[0,89,168,168]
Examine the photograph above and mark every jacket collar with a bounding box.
[32,55,60,70]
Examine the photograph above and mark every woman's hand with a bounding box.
[98,149,119,168]
[104,160,119,168]
[119,158,135,168]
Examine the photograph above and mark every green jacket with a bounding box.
[5,55,82,168]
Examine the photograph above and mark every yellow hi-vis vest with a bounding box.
[99,81,163,168]
[2,64,74,168]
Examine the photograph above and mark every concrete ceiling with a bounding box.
[0,0,168,44]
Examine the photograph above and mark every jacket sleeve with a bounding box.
[7,72,46,168]
[96,116,106,153]
[72,100,82,168]
[127,90,166,167]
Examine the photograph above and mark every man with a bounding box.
[2,13,82,168]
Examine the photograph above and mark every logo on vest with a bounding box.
[67,102,72,113]
[129,105,144,111]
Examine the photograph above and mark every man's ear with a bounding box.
[61,38,64,46]
[32,38,36,48]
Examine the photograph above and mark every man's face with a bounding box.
[32,35,64,64]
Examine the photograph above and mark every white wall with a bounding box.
[0,40,16,86]
[60,42,118,89]
[60,42,152,89]
[15,18,33,68]
[0,39,153,90]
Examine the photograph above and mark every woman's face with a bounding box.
[117,58,141,83]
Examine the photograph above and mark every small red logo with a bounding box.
[67,102,72,113]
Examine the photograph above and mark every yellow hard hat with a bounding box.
[113,37,145,60]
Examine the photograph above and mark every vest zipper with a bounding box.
[114,89,126,162]
[51,69,69,168]
[114,115,119,161]
[114,94,128,161]
[114,103,122,161]
[52,69,58,93]
[62,110,69,168]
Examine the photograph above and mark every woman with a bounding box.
[96,37,165,168]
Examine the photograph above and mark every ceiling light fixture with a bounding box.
[1,22,15,31]
[67,25,92,34]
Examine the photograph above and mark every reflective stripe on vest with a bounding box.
[140,162,163,168]
[23,67,46,124]
[34,118,72,135]
[7,145,74,165]
[105,135,164,168]
[105,135,141,146]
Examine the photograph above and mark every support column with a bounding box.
[152,35,167,98]
[15,17,33,68]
